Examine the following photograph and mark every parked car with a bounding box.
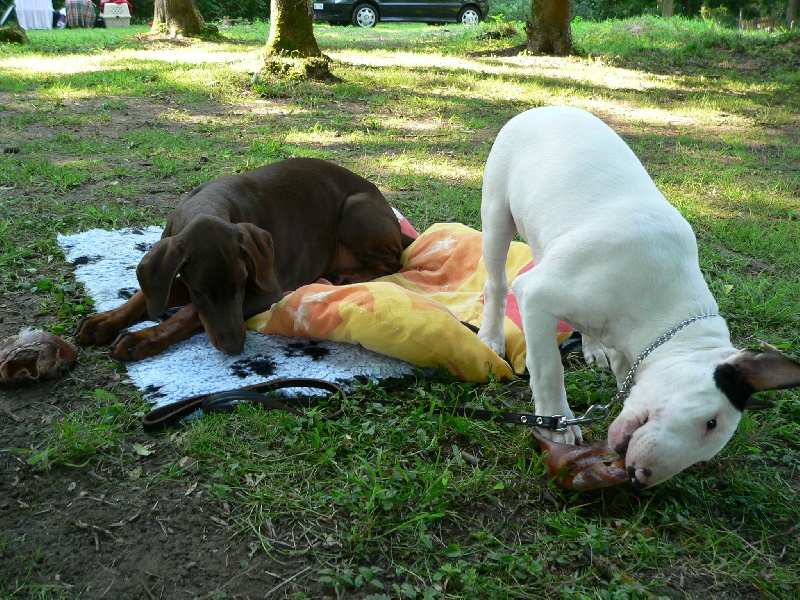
[313,0,489,28]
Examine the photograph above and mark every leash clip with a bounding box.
[519,403,612,432]
[558,404,610,430]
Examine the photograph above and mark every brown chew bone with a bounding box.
[531,429,628,491]
[0,330,79,384]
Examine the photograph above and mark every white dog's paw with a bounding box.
[534,424,583,446]
[478,328,506,358]
[583,348,610,369]
[581,335,610,369]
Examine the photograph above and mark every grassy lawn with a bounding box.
[0,16,798,599]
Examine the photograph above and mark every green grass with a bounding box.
[1,16,798,599]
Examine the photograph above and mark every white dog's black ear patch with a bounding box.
[716,349,800,411]
[714,363,756,412]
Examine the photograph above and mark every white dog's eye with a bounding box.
[706,418,717,430]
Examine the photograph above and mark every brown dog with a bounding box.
[75,158,412,361]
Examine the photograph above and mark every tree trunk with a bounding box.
[151,0,215,37]
[266,0,321,56]
[787,0,799,27]
[662,0,674,18]
[526,0,572,56]
[0,24,30,44]
[261,0,331,80]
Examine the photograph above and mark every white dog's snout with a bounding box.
[628,465,652,489]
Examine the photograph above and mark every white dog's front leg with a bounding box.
[514,273,583,445]
[477,209,516,359]
[478,271,508,358]
[608,350,632,388]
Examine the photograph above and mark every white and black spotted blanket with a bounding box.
[58,227,416,410]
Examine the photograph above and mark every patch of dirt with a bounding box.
[2,348,333,599]
[3,410,295,597]
[1,340,319,598]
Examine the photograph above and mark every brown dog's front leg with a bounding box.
[110,305,204,361]
[75,291,150,346]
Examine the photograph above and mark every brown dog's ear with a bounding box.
[237,223,278,294]
[137,238,186,319]
[728,349,800,392]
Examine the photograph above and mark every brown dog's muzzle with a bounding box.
[196,296,248,356]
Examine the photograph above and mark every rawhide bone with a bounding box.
[532,429,628,491]
[0,329,79,384]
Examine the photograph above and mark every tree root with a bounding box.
[258,54,336,82]
[0,25,29,45]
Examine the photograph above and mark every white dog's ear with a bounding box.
[728,349,800,391]
[742,396,775,411]
[716,349,800,411]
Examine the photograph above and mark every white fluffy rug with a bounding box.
[58,227,416,410]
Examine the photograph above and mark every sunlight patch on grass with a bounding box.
[390,119,445,134]
[1,47,263,75]
[0,56,108,76]
[380,151,481,187]
[111,47,265,71]
[329,51,754,129]
[245,98,311,116]
[0,48,264,104]
[582,99,702,126]
[333,48,677,97]
[283,124,362,149]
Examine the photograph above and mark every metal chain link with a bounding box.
[614,313,720,403]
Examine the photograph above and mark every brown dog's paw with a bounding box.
[74,313,119,346]
[0,329,79,384]
[110,330,165,361]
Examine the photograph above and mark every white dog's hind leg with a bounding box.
[513,269,583,445]
[581,334,631,384]
[581,333,611,369]
[478,210,517,359]
[581,333,631,388]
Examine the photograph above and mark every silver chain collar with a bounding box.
[614,312,721,403]
[553,313,720,431]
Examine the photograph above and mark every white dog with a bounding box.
[478,106,800,488]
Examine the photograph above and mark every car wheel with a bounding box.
[458,7,481,25]
[351,3,378,27]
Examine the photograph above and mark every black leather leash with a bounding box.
[142,331,590,433]
[141,377,347,433]
[142,376,577,432]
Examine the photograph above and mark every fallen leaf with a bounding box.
[132,443,154,456]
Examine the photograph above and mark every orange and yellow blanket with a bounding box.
[247,223,573,382]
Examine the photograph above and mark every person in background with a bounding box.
[65,0,97,27]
